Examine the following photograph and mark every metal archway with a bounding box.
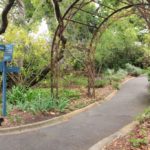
[50,0,150,98]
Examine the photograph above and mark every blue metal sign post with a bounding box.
[0,44,20,116]
[2,61,7,116]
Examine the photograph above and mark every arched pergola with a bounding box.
[50,0,150,98]
[0,0,149,97]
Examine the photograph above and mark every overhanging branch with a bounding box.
[0,0,15,34]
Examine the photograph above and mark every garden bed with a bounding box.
[104,108,150,150]
[0,76,132,128]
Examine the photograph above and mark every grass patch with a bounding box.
[63,74,87,87]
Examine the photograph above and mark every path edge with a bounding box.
[88,121,138,150]
[0,77,134,135]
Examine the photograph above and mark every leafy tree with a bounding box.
[95,15,146,72]
[0,23,50,86]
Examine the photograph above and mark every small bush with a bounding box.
[147,69,150,82]
[104,68,127,84]
[95,79,109,88]
[111,69,127,83]
[136,107,150,123]
[111,76,122,82]
[112,82,120,90]
[104,69,115,84]
[130,138,148,148]
[7,86,27,105]
[116,69,128,78]
[7,86,50,105]
[125,63,142,77]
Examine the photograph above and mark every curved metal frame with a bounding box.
[51,0,150,98]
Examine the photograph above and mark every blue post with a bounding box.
[2,61,7,116]
[0,44,19,116]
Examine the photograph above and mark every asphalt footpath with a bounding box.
[0,76,150,150]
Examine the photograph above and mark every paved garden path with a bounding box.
[0,76,150,150]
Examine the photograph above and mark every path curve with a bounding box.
[0,76,150,150]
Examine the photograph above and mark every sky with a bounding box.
[29,19,50,40]
[38,19,49,35]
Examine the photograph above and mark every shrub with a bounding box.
[104,68,127,84]
[112,82,120,90]
[111,69,127,83]
[7,86,50,105]
[63,74,87,87]
[147,69,150,82]
[116,69,128,78]
[95,79,109,88]
[104,69,115,84]
[136,107,150,123]
[7,86,80,114]
[125,63,142,77]
[15,97,70,113]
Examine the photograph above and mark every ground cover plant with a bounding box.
[105,108,150,150]
[125,63,143,77]
[7,86,81,114]
[95,65,142,90]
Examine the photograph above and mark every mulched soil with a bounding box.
[104,119,150,150]
[0,76,131,128]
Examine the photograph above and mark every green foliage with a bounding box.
[115,69,128,79]
[95,79,109,88]
[104,68,127,84]
[131,108,150,148]
[7,86,80,114]
[95,68,127,89]
[112,82,120,90]
[63,74,87,87]
[129,138,148,148]
[0,24,50,86]
[146,68,150,82]
[61,89,80,100]
[8,114,23,124]
[136,107,150,123]
[95,16,144,71]
[125,63,142,77]
[66,3,98,42]
[16,97,69,113]
[7,86,27,105]
[104,69,115,84]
